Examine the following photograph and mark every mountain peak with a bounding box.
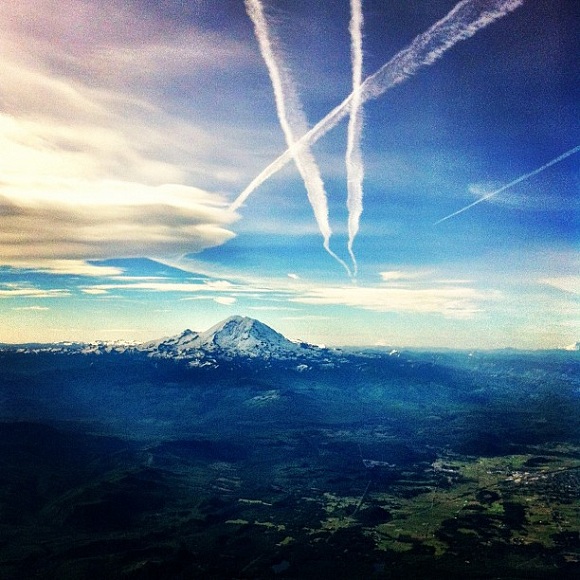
[2,315,336,369]
[200,316,295,357]
[130,316,330,367]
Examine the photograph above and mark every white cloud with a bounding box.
[290,285,497,319]
[0,0,266,273]
[467,179,576,212]
[379,270,427,282]
[214,296,237,305]
[6,260,123,277]
[0,0,274,189]
[0,1,256,99]
[81,288,109,295]
[205,280,235,291]
[85,282,210,293]
[0,286,70,298]
[380,271,408,282]
[83,278,273,299]
[12,306,50,311]
[0,177,237,265]
[152,258,502,320]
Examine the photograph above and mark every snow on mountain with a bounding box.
[2,316,338,368]
[197,316,300,357]
[7,339,141,356]
[138,316,330,367]
[140,328,201,359]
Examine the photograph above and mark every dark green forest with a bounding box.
[0,348,578,578]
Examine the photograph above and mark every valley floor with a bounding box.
[0,349,578,578]
[0,421,579,579]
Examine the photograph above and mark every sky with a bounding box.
[0,0,578,348]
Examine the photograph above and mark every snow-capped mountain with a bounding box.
[201,316,295,354]
[3,316,335,368]
[136,316,332,367]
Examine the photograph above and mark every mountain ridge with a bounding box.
[2,316,577,364]
[136,315,340,369]
[6,316,336,370]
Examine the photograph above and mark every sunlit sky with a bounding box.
[1,0,578,348]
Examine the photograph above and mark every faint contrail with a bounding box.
[346,0,365,276]
[433,145,580,224]
[230,0,524,212]
[244,0,352,275]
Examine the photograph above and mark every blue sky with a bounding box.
[0,0,577,348]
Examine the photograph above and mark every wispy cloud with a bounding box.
[434,145,580,224]
[177,294,238,306]
[86,262,499,320]
[231,0,524,212]
[290,284,497,319]
[244,0,351,275]
[345,0,365,274]
[214,296,237,306]
[84,282,215,294]
[0,0,257,274]
[81,289,109,295]
[0,177,237,267]
[5,260,124,277]
[0,286,70,298]
[82,278,269,297]
[380,270,429,282]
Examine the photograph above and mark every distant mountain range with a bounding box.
[3,316,578,369]
[5,316,341,370]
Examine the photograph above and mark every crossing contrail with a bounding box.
[230,0,524,213]
[346,0,365,276]
[244,0,352,275]
[433,145,580,225]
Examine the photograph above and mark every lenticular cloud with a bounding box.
[235,0,526,274]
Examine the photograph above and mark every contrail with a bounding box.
[244,0,352,275]
[230,0,524,213]
[346,0,365,276]
[433,145,580,224]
